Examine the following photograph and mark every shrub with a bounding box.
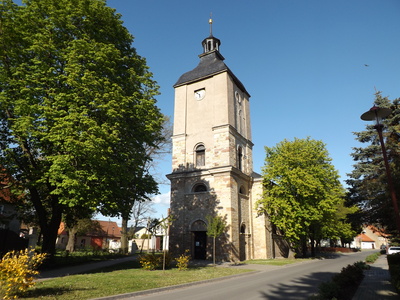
[353,260,370,270]
[387,252,400,265]
[389,264,400,293]
[313,262,364,300]
[0,248,47,299]
[317,281,340,300]
[175,250,190,271]
[139,253,162,270]
[365,251,380,263]
[333,264,363,287]
[388,253,400,293]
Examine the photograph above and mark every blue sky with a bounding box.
[103,0,400,222]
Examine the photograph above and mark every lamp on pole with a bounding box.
[361,105,400,233]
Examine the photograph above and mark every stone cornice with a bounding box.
[212,124,254,147]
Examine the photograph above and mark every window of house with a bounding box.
[193,183,207,193]
[195,144,205,167]
[0,205,4,215]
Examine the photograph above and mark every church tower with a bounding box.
[167,20,272,261]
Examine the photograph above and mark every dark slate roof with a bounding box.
[174,50,250,96]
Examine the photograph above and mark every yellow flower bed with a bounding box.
[0,248,46,299]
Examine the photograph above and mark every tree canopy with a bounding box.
[347,92,400,233]
[256,137,352,256]
[0,0,164,254]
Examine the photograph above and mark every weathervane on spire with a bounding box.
[209,13,213,36]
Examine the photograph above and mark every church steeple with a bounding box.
[168,18,274,263]
[201,17,221,54]
[174,17,248,94]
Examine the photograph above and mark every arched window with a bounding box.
[238,110,243,133]
[195,144,205,167]
[240,224,246,234]
[239,186,245,194]
[193,183,207,193]
[238,146,243,171]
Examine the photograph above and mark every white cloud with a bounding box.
[152,191,170,206]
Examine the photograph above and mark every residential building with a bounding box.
[353,225,389,249]
[56,220,122,251]
[0,174,28,252]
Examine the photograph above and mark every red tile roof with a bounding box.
[0,172,16,204]
[357,233,375,242]
[96,220,122,238]
[367,225,390,237]
[57,220,122,238]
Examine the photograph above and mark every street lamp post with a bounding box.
[361,105,400,233]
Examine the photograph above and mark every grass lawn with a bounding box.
[22,260,253,300]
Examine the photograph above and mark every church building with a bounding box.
[167,20,288,261]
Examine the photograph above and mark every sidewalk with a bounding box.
[352,255,400,300]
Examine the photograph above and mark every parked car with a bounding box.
[387,247,400,255]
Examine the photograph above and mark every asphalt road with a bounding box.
[126,250,375,300]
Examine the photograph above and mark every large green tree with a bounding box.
[347,92,400,233]
[118,116,171,254]
[0,0,163,255]
[256,137,347,257]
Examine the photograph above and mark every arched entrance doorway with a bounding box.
[191,220,207,260]
[240,224,247,261]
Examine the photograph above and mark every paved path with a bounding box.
[352,255,399,300]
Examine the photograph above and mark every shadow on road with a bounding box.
[258,270,336,299]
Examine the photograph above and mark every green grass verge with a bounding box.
[41,250,126,269]
[244,258,308,266]
[365,251,381,263]
[23,261,252,300]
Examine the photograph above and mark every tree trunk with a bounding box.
[301,236,307,258]
[40,212,62,258]
[121,217,129,254]
[310,236,315,257]
[66,226,77,252]
[213,237,216,265]
[29,187,63,257]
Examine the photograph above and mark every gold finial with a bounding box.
[209,12,213,35]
